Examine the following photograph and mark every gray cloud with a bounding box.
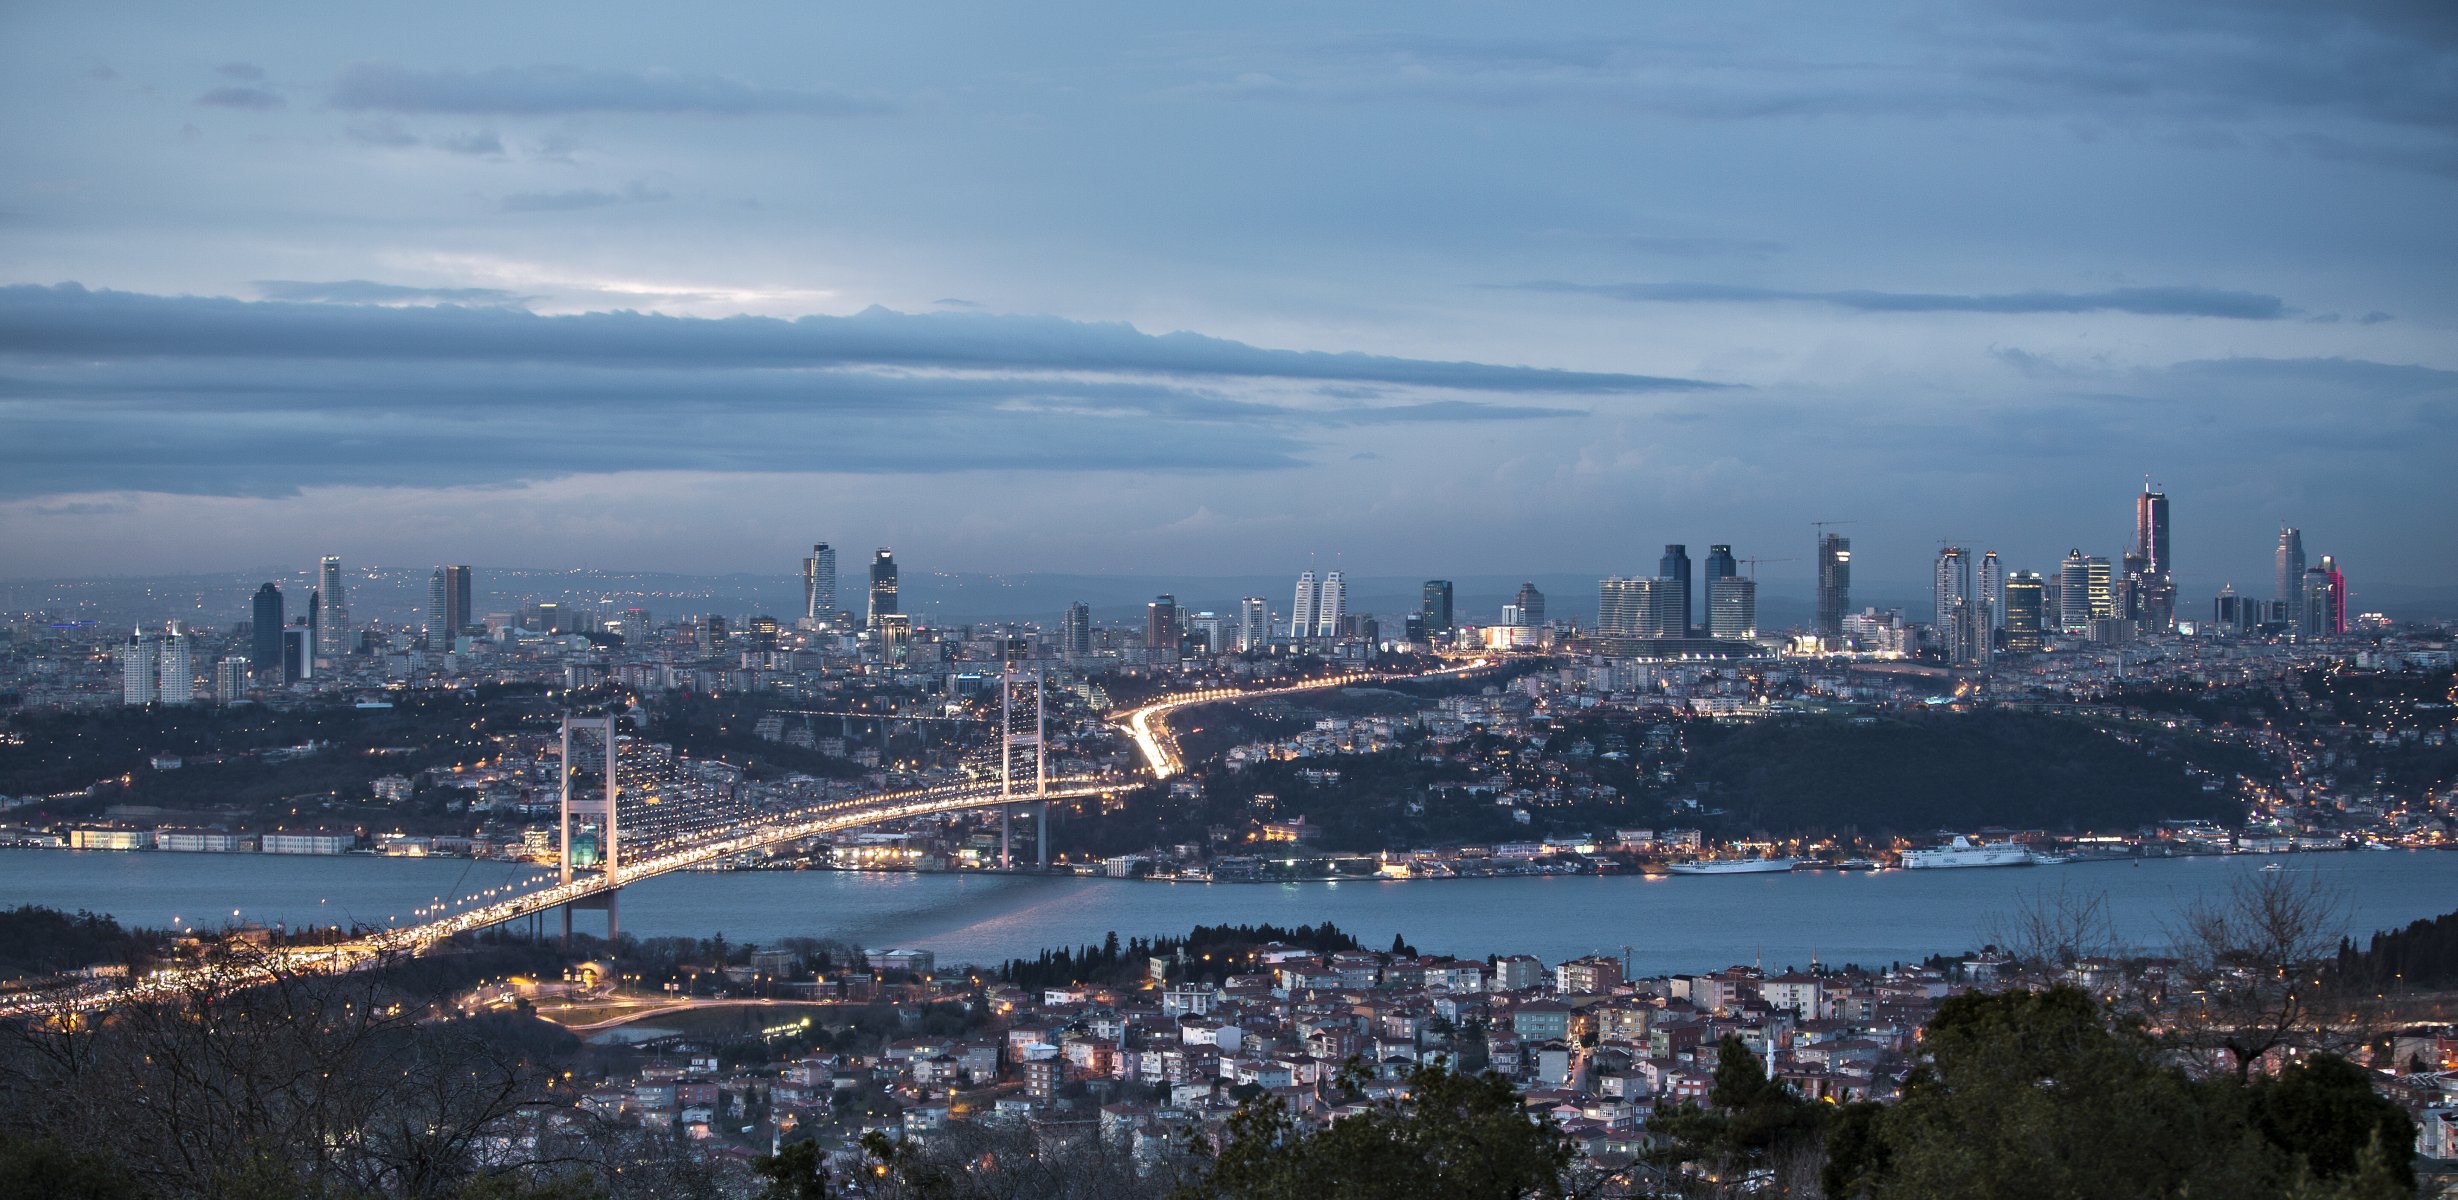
[327,62,884,116]
[197,86,285,110]
[435,130,506,156]
[1506,280,2296,319]
[216,63,266,81]
[251,280,533,306]
[0,285,1726,394]
[499,183,669,212]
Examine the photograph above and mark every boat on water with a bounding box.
[1899,836,2034,870]
[1834,858,1882,871]
[1665,856,1799,875]
[2259,862,2286,872]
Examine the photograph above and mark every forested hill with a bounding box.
[2335,906,2458,990]
[1683,711,2241,838]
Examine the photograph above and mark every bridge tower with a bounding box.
[559,712,621,945]
[997,662,1048,870]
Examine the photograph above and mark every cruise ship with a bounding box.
[1665,856,1799,875]
[1899,836,2035,869]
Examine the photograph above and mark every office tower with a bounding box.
[283,625,313,681]
[2275,527,2306,628]
[867,548,899,627]
[1146,594,1179,651]
[2301,567,2334,636]
[1706,574,1757,639]
[1315,570,1346,637]
[2059,550,2092,635]
[1237,596,1270,652]
[802,544,837,626]
[706,615,730,651]
[2086,556,2115,620]
[1188,612,1228,653]
[1064,601,1093,657]
[746,615,780,651]
[2004,571,2046,653]
[1599,576,1676,641]
[1421,580,1454,633]
[213,656,250,703]
[315,556,348,657]
[119,630,159,705]
[1290,571,1318,639]
[1705,544,1737,586]
[1816,534,1851,639]
[1511,581,1546,629]
[158,627,194,704]
[1978,551,2003,631]
[427,565,472,645]
[2317,555,2347,634]
[1659,545,1693,637]
[2134,485,2175,631]
[251,583,284,681]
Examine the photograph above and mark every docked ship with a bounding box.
[1899,836,2035,869]
[1665,856,1799,875]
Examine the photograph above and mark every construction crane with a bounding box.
[1738,557,1793,577]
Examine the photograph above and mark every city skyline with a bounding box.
[2,4,2453,589]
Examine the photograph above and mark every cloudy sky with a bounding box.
[3,1,2453,607]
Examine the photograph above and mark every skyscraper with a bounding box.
[1935,546,1977,664]
[1146,594,1179,652]
[1659,545,1693,637]
[1315,570,1346,637]
[2058,550,2092,636]
[427,565,472,646]
[2134,485,2174,631]
[867,548,898,628]
[1063,601,1092,657]
[251,582,284,682]
[1290,571,1318,639]
[1705,544,1737,585]
[1598,577,1670,643]
[2087,556,2115,622]
[119,629,159,705]
[1816,534,1851,639]
[1511,581,1546,629]
[158,627,194,705]
[2275,527,2306,628]
[802,544,837,626]
[1706,574,1756,640]
[1237,596,1270,651]
[2004,571,2046,653]
[2302,566,2334,637]
[1420,580,1454,633]
[1978,551,2003,631]
[315,555,348,658]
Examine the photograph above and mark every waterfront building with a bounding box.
[868,548,899,628]
[1815,533,1851,640]
[315,555,348,658]
[802,544,837,627]
[1421,580,1454,633]
[1706,574,1757,640]
[2003,571,2045,653]
[251,582,284,682]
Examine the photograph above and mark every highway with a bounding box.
[1113,658,1499,778]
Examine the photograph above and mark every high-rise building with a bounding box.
[1706,574,1757,640]
[2134,486,2175,631]
[1978,551,2003,631]
[1063,601,1093,657]
[1237,596,1270,652]
[1146,594,1179,652]
[1935,547,1982,665]
[315,555,348,658]
[119,629,159,705]
[1290,571,1318,639]
[2086,556,2115,621]
[158,627,194,704]
[1816,534,1851,639]
[2275,527,2306,628]
[213,656,250,703]
[427,565,472,646]
[2314,555,2348,635]
[1420,580,1454,633]
[283,625,313,682]
[1511,582,1546,629]
[2004,571,2046,653]
[867,548,899,628]
[1315,570,1346,638]
[802,544,837,627]
[2059,550,2093,635]
[1705,544,1738,586]
[251,583,284,682]
[1659,545,1693,638]
[1598,577,1677,642]
[2302,566,2334,637]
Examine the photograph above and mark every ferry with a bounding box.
[1899,836,2034,870]
[1665,856,1799,875]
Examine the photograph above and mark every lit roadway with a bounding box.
[1113,658,1500,778]
[9,659,1499,1019]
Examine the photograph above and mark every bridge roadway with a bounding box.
[5,659,1501,1019]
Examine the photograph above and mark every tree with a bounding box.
[0,1132,146,1200]
[750,1140,829,1200]
[2248,1054,2413,1196]
[1648,1036,1827,1195]
[2169,870,2349,1081]
[1986,882,2118,976]
[1173,1060,1575,1200]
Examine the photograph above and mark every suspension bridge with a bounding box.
[5,658,1499,1017]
